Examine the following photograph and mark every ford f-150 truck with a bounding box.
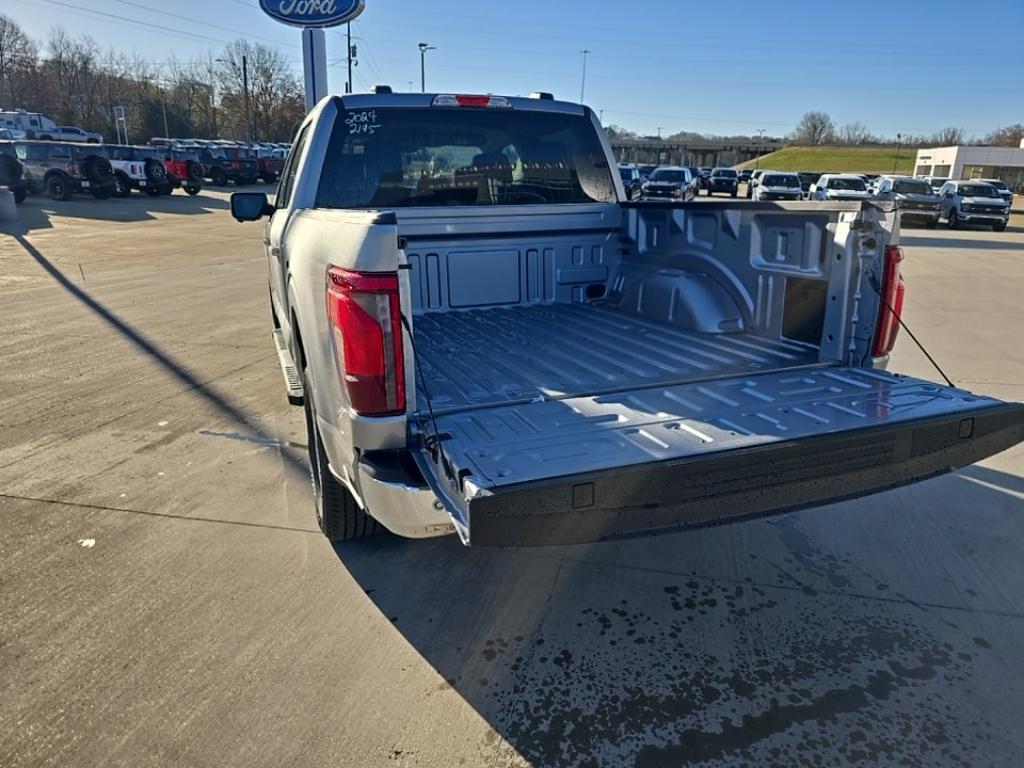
[230,92,1024,547]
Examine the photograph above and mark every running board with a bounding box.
[271,329,304,406]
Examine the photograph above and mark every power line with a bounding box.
[105,0,297,49]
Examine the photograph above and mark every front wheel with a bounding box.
[184,185,200,196]
[303,368,380,542]
[114,175,131,197]
[947,209,960,229]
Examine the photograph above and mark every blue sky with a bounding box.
[11,0,1024,139]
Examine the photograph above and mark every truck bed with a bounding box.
[412,303,820,414]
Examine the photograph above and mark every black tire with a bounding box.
[186,160,203,182]
[114,174,131,198]
[46,174,73,201]
[184,185,200,196]
[947,209,960,229]
[143,158,168,185]
[81,155,114,186]
[994,222,1007,232]
[210,168,227,186]
[13,186,27,204]
[91,187,113,200]
[302,367,380,542]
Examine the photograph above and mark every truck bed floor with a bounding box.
[412,303,820,414]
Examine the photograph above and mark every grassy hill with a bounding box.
[737,146,916,174]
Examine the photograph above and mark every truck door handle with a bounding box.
[270,246,282,258]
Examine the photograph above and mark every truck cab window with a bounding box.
[317,107,616,208]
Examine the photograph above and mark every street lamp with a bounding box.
[418,42,435,93]
[755,128,766,169]
[893,133,902,174]
[579,48,591,104]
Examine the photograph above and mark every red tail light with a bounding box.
[871,245,906,357]
[326,268,405,416]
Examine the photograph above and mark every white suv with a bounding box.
[938,180,1010,231]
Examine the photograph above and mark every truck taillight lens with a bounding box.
[871,245,906,357]
[326,267,405,416]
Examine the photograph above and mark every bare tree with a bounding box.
[792,111,835,145]
[930,126,965,146]
[0,13,37,107]
[985,124,1024,147]
[217,39,303,143]
[838,121,872,145]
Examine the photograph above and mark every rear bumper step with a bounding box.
[463,403,1024,547]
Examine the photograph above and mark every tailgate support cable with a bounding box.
[867,272,955,388]
[399,312,456,484]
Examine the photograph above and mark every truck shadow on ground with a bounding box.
[9,234,307,477]
[335,466,1024,767]
[1,189,239,234]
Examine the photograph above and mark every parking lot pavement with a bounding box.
[2,193,1023,768]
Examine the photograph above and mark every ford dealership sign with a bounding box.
[259,0,365,27]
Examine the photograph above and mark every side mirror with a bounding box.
[231,192,273,222]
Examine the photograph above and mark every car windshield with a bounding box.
[712,169,737,178]
[960,184,999,198]
[984,180,1008,191]
[829,177,866,191]
[893,180,932,195]
[764,174,800,188]
[317,107,617,208]
[928,178,948,189]
[650,170,686,183]
[798,172,820,183]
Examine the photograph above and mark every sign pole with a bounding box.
[302,27,329,112]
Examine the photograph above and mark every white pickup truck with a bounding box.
[231,92,1024,547]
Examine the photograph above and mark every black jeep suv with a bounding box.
[15,141,116,200]
[0,141,29,203]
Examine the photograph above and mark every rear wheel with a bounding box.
[46,175,73,201]
[947,209,960,229]
[184,185,200,196]
[302,367,380,542]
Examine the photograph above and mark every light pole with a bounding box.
[418,42,435,93]
[755,128,766,169]
[346,23,355,94]
[892,132,902,174]
[579,48,591,104]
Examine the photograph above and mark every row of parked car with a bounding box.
[744,169,1013,231]
[0,137,290,203]
[618,164,741,200]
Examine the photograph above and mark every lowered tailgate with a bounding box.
[413,367,1024,546]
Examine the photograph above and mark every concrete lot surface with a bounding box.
[2,191,1023,767]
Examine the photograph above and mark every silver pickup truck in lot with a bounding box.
[231,92,1024,547]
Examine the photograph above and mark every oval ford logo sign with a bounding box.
[258,0,365,27]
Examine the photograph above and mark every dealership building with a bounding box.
[914,141,1024,191]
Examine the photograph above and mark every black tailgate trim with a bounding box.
[465,403,1024,547]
